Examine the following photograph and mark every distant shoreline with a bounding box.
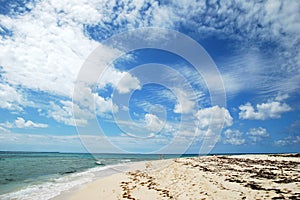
[1,150,299,155]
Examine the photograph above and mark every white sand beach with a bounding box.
[54,154,300,200]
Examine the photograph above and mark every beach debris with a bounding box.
[118,155,299,199]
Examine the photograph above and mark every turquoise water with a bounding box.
[0,152,97,195]
[0,151,192,200]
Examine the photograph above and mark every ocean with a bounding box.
[0,151,195,200]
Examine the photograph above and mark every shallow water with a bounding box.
[0,151,190,200]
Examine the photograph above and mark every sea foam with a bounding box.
[0,164,125,200]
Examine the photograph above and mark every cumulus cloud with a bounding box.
[274,136,300,146]
[2,117,48,129]
[239,99,291,120]
[0,0,299,141]
[0,83,23,111]
[223,129,245,145]
[95,66,141,95]
[15,117,48,128]
[188,105,233,152]
[0,9,98,97]
[1,0,299,99]
[195,106,233,130]
[114,72,141,94]
[223,127,270,145]
[144,113,164,133]
[0,0,148,124]
[247,127,269,137]
[246,127,269,143]
[0,0,158,96]
[73,83,118,114]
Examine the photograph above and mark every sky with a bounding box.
[0,0,299,154]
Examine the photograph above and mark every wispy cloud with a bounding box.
[0,0,299,153]
[0,0,162,121]
[164,0,300,96]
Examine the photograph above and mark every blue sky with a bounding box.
[0,0,299,154]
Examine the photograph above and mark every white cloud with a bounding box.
[223,127,270,145]
[223,129,245,145]
[247,127,269,137]
[0,132,85,152]
[0,126,10,133]
[173,88,196,114]
[73,83,118,116]
[2,117,48,129]
[0,0,171,98]
[0,83,23,111]
[0,9,98,97]
[176,129,196,137]
[275,93,289,102]
[144,113,164,133]
[164,1,300,95]
[158,66,208,111]
[217,45,300,98]
[94,95,119,115]
[246,127,269,143]
[15,117,48,128]
[0,0,151,127]
[47,100,91,127]
[195,106,233,130]
[110,112,174,139]
[167,0,300,50]
[1,0,299,135]
[47,85,119,126]
[274,136,300,146]
[96,66,141,94]
[114,72,141,94]
[189,105,233,152]
[219,51,268,96]
[239,99,291,120]
[1,0,299,101]
[121,105,129,112]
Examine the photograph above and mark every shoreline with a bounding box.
[53,154,300,199]
[52,159,174,200]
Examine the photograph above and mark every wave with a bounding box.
[120,159,131,162]
[0,164,126,200]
